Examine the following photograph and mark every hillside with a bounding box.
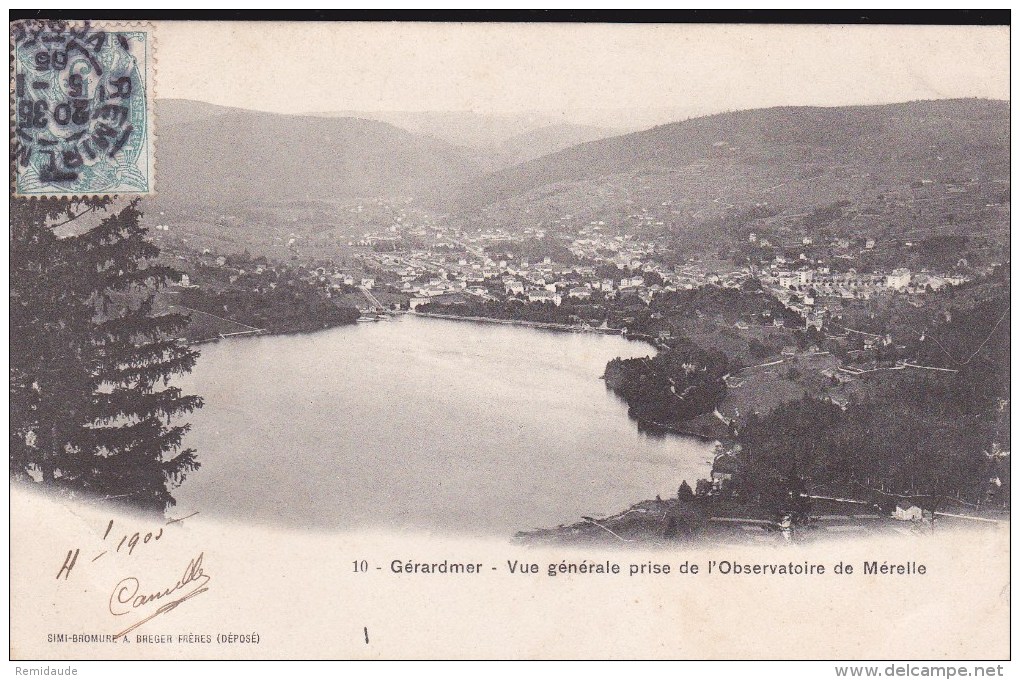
[309,108,621,167]
[311,109,558,149]
[151,99,483,209]
[457,99,1009,252]
[145,98,1010,266]
[156,99,246,127]
[494,122,618,166]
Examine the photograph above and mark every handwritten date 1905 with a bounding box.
[102,518,163,556]
[56,512,198,580]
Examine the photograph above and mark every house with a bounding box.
[505,280,525,295]
[620,276,645,289]
[527,290,562,306]
[893,503,923,521]
[568,287,592,300]
[409,296,432,310]
[416,285,447,298]
[360,278,375,289]
[777,272,799,289]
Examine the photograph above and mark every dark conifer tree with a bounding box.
[10,197,203,512]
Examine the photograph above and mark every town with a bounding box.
[148,198,996,356]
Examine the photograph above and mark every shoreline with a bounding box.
[631,414,731,443]
[404,309,631,337]
[185,318,360,346]
[186,306,658,348]
[516,495,1010,546]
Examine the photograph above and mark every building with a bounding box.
[893,503,923,521]
[409,296,431,310]
[777,272,800,289]
[527,290,562,306]
[711,471,732,492]
[505,280,525,295]
[620,276,645,289]
[886,268,911,290]
[568,287,592,300]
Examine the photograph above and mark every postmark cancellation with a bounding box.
[11,20,154,197]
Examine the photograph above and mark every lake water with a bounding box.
[173,315,715,535]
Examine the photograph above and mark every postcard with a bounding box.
[8,17,1011,663]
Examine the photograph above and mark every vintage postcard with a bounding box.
[8,17,1011,667]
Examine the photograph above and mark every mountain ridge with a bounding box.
[149,97,1009,248]
[459,98,1010,210]
[453,98,1009,254]
[152,100,484,208]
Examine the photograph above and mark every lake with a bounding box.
[173,315,715,535]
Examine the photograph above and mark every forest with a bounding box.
[178,286,360,335]
[724,272,1011,516]
[604,340,731,426]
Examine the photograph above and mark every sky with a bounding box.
[156,22,1009,124]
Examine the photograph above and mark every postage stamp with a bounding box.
[11,20,154,197]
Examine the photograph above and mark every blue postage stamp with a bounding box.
[11,20,155,197]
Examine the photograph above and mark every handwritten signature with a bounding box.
[109,552,211,639]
